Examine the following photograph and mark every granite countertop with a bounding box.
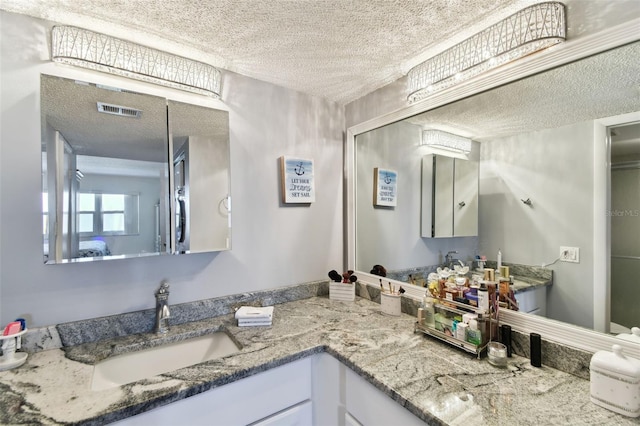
[478,262,553,295]
[0,296,633,425]
[466,272,550,295]
[510,275,552,294]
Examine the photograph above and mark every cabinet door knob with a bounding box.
[458,201,466,207]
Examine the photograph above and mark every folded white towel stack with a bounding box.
[235,306,274,327]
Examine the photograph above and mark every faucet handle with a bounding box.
[156,281,170,297]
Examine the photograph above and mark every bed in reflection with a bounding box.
[78,240,111,258]
[43,239,112,261]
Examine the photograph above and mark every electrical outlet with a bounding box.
[560,246,580,263]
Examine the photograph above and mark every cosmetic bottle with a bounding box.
[456,322,468,341]
[478,282,489,313]
[422,293,435,327]
[499,278,510,298]
[500,324,512,357]
[530,333,542,367]
[444,283,458,301]
[466,319,482,345]
[483,268,495,282]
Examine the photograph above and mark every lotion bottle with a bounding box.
[422,293,435,327]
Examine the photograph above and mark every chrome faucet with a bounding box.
[155,281,171,334]
[444,251,458,269]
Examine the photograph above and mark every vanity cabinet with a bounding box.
[516,286,547,316]
[421,154,478,238]
[312,353,425,426]
[113,357,312,426]
[114,353,425,425]
[251,401,313,425]
[344,362,426,426]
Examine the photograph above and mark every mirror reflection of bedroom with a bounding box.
[41,75,169,263]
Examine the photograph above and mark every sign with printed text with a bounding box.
[373,167,397,207]
[280,156,315,203]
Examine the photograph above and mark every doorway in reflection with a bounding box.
[609,122,640,333]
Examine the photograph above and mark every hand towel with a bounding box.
[235,306,274,320]
[238,320,272,327]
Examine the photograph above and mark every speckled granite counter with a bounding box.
[0,295,633,425]
[481,261,553,295]
[387,262,552,295]
[509,274,551,294]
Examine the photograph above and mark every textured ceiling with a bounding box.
[404,41,640,141]
[42,75,229,163]
[2,0,546,104]
[41,75,169,163]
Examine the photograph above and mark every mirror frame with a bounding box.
[345,17,640,358]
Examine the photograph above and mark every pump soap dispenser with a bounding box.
[589,344,640,417]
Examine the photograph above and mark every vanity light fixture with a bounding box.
[422,130,472,153]
[407,2,566,103]
[51,26,222,98]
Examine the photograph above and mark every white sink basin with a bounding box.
[91,331,241,391]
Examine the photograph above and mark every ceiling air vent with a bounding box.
[97,102,142,118]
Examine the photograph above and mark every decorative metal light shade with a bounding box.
[408,2,566,103]
[422,130,472,153]
[51,26,222,98]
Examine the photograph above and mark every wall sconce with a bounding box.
[407,2,566,103]
[51,26,222,98]
[422,130,472,153]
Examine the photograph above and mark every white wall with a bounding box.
[355,120,477,272]
[479,121,595,329]
[0,11,344,327]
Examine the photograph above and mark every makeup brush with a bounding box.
[328,270,342,282]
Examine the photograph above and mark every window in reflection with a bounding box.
[78,192,139,236]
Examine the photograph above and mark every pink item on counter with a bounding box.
[2,321,21,336]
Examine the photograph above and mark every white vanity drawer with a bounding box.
[114,357,311,426]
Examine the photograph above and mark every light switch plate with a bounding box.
[560,246,580,263]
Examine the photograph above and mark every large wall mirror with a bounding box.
[41,75,230,263]
[351,40,640,346]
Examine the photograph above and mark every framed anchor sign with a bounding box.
[280,156,316,203]
[373,167,397,207]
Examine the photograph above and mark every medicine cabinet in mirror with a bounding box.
[41,74,231,263]
[421,154,478,238]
